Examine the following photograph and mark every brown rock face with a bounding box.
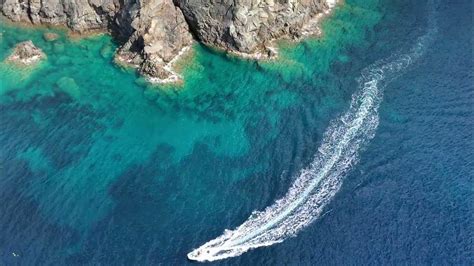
[177,0,329,54]
[1,0,115,31]
[116,0,193,82]
[6,40,46,65]
[1,0,332,82]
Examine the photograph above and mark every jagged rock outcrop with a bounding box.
[1,0,116,31]
[1,0,333,82]
[6,40,46,65]
[115,0,193,82]
[177,0,329,56]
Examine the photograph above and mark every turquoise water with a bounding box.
[1,0,472,264]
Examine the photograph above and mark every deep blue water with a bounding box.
[0,0,473,265]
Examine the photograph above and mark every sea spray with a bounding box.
[187,2,438,262]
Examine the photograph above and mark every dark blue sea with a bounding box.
[0,0,472,264]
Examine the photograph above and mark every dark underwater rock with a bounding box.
[43,32,59,41]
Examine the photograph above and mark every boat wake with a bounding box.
[188,3,438,262]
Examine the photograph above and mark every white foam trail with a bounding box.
[188,3,438,262]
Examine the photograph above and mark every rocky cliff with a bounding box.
[1,0,334,82]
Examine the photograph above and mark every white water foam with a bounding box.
[188,4,438,262]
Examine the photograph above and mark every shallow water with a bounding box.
[0,0,472,264]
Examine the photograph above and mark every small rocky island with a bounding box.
[1,0,337,83]
[6,40,45,65]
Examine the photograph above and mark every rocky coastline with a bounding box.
[1,0,338,83]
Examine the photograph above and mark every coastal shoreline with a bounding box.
[0,0,342,85]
